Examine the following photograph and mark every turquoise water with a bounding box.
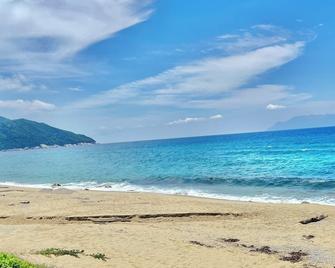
[1,126,335,204]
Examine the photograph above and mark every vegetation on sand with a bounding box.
[0,253,47,268]
[89,253,108,261]
[36,248,108,261]
[37,248,84,258]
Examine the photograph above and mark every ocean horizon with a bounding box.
[1,126,335,206]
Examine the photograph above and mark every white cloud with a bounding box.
[266,103,287,110]
[168,114,223,125]
[217,34,240,40]
[155,42,303,96]
[214,25,291,53]
[0,0,153,73]
[73,42,304,109]
[209,114,223,119]
[0,74,44,92]
[68,87,82,92]
[252,24,279,31]
[168,117,204,125]
[0,99,55,111]
[189,85,310,109]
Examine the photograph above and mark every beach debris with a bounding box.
[250,246,278,255]
[220,238,240,243]
[240,244,255,249]
[216,236,309,263]
[65,212,242,224]
[189,240,214,248]
[300,215,328,225]
[19,201,30,204]
[89,253,108,261]
[217,238,256,249]
[301,201,310,204]
[280,250,308,263]
[37,248,84,258]
[303,235,315,240]
[51,183,61,187]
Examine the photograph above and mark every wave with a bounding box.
[135,176,335,189]
[1,180,335,206]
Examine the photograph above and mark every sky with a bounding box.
[0,0,334,143]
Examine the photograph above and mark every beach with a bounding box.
[0,186,333,267]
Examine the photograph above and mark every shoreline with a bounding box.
[0,181,334,207]
[0,185,334,267]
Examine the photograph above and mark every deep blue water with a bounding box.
[1,126,335,204]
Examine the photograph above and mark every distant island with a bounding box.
[269,114,335,131]
[0,116,95,150]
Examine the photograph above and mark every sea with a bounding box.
[1,126,335,205]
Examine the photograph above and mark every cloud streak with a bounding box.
[0,99,55,111]
[167,114,223,125]
[0,0,153,74]
[0,74,45,92]
[266,103,287,110]
[73,42,304,109]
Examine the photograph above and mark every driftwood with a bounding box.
[280,251,308,263]
[300,214,328,225]
[189,240,213,248]
[250,246,278,255]
[302,234,315,240]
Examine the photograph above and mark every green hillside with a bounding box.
[0,116,95,150]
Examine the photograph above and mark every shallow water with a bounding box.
[1,126,335,205]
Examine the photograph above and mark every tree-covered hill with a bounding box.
[0,116,95,150]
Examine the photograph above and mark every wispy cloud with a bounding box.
[0,0,153,75]
[266,103,287,110]
[73,42,304,109]
[189,85,310,109]
[0,99,55,111]
[68,87,83,92]
[209,114,223,119]
[0,74,46,92]
[167,114,223,125]
[217,29,289,54]
[252,24,280,31]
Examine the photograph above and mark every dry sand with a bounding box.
[0,185,334,267]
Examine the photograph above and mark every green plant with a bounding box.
[37,248,84,258]
[89,253,108,261]
[0,253,47,268]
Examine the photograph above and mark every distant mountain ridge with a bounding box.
[269,114,335,131]
[0,116,95,150]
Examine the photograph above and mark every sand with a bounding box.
[0,186,334,268]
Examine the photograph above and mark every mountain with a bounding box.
[0,116,95,150]
[269,114,335,131]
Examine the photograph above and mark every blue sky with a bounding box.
[0,0,334,142]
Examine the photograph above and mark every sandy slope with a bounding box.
[0,186,334,268]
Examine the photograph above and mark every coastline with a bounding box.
[0,181,334,206]
[0,185,334,267]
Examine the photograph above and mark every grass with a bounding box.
[36,248,84,258]
[36,248,109,262]
[0,253,47,268]
[89,253,108,261]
